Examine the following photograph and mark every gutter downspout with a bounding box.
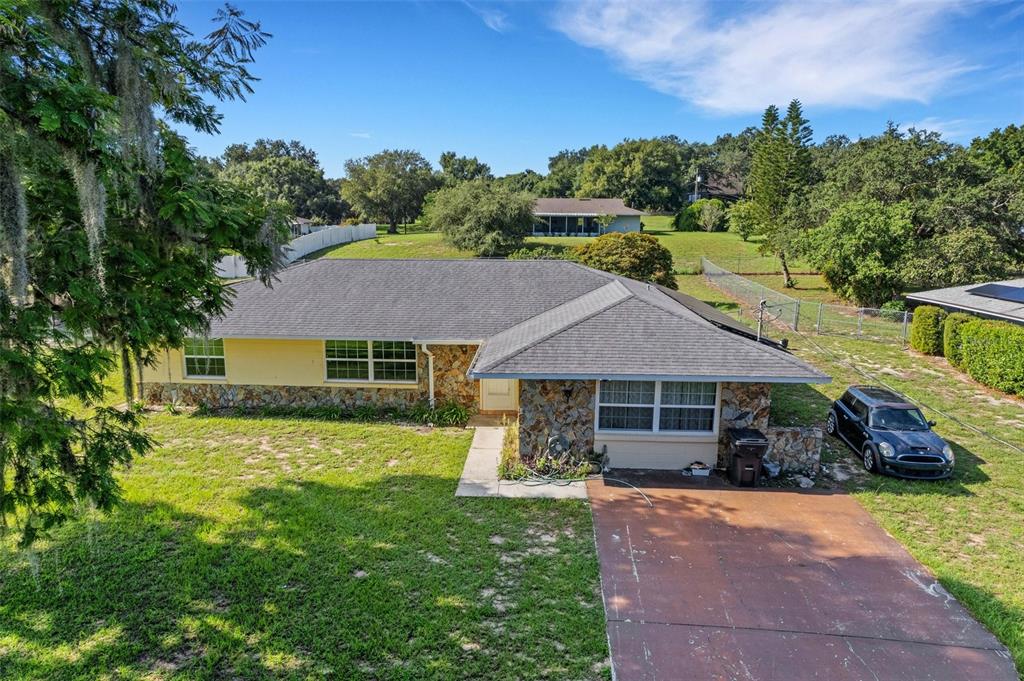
[421,344,435,407]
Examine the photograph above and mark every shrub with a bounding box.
[431,401,470,427]
[497,422,527,479]
[574,232,677,289]
[958,320,1024,396]
[695,198,727,232]
[909,305,947,355]
[727,200,758,241]
[672,205,699,231]
[672,199,726,232]
[879,299,907,322]
[942,313,975,368]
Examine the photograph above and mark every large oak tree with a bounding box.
[342,149,437,233]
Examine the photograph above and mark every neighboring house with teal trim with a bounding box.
[532,198,644,236]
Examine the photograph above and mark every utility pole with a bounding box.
[756,299,766,341]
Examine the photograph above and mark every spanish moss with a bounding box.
[0,151,29,304]
[115,38,161,173]
[66,153,108,287]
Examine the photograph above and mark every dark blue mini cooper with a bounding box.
[827,386,954,480]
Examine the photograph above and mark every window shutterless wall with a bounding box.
[141,338,421,389]
[593,380,723,469]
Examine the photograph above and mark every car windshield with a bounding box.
[871,407,929,431]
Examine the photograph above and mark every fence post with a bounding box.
[815,303,823,333]
[857,309,864,336]
[793,301,800,331]
[902,311,910,346]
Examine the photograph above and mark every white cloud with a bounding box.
[901,117,978,140]
[553,0,972,114]
[348,132,372,139]
[463,1,511,33]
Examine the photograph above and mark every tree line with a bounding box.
[214,116,1021,307]
[732,102,1022,306]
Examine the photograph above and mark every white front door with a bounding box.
[479,379,518,412]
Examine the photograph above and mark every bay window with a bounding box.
[597,380,717,433]
[325,340,417,383]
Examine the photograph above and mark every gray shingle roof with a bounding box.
[906,278,1024,324]
[533,198,644,216]
[211,258,829,383]
[470,277,828,383]
[211,259,612,341]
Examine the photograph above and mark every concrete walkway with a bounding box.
[455,426,588,499]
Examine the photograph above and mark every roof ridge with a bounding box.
[473,281,632,373]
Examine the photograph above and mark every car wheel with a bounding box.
[862,446,878,473]
[826,412,837,435]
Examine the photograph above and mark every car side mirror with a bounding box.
[927,420,936,427]
[849,415,861,423]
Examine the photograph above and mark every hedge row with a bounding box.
[909,305,946,355]
[958,319,1024,396]
[942,312,975,368]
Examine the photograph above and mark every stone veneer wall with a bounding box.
[717,382,771,466]
[518,380,595,464]
[142,382,423,410]
[428,344,478,409]
[764,426,823,475]
[142,343,480,411]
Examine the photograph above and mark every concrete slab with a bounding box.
[455,426,587,499]
[589,471,1017,681]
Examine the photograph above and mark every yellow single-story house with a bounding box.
[142,259,829,471]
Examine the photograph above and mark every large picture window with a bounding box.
[325,340,417,383]
[183,338,225,378]
[597,380,717,433]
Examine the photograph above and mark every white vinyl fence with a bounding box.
[701,257,913,345]
[216,223,377,278]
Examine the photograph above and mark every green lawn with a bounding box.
[744,273,848,305]
[311,223,807,275]
[0,415,608,679]
[678,274,1024,671]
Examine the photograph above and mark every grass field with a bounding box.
[0,415,608,679]
[678,274,1024,671]
[312,220,809,275]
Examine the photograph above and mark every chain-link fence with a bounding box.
[701,257,800,338]
[701,257,913,345]
[676,253,815,275]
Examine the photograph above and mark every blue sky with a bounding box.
[174,1,1024,177]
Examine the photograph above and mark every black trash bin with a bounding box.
[726,428,769,487]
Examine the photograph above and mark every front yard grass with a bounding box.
[678,273,1024,671]
[0,415,609,679]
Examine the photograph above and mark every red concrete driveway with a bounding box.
[588,473,1017,681]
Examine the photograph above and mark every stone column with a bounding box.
[517,379,595,465]
[716,382,771,467]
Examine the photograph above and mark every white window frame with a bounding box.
[595,380,720,435]
[183,337,226,379]
[324,340,418,384]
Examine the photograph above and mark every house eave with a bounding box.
[468,370,831,384]
[203,334,485,345]
[904,294,1023,324]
